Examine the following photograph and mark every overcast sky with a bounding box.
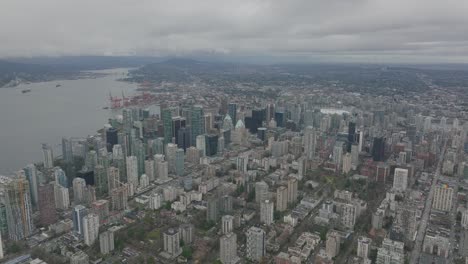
[1,0,468,63]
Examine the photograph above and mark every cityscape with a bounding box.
[0,1,468,264]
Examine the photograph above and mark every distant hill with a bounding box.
[0,56,162,87]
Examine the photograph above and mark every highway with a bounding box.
[410,140,447,263]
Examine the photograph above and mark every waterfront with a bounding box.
[0,68,137,174]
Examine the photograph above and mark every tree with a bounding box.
[164,201,172,210]
[182,246,193,259]
[146,256,156,264]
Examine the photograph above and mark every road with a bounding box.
[410,140,447,263]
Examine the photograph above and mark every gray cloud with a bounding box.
[1,0,468,62]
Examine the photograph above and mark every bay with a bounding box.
[0,68,137,174]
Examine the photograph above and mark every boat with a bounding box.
[21,89,31,94]
[56,84,62,87]
[102,106,109,110]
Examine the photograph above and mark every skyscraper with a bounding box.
[54,167,68,188]
[372,137,385,162]
[255,181,269,204]
[220,232,239,264]
[83,213,99,246]
[42,143,54,168]
[357,236,372,259]
[246,226,266,261]
[126,156,139,193]
[228,103,237,125]
[107,166,120,192]
[162,108,173,144]
[196,135,206,157]
[190,105,205,146]
[163,228,182,258]
[177,126,191,152]
[54,183,70,210]
[221,215,234,234]
[99,230,115,255]
[106,127,118,152]
[156,160,169,182]
[287,177,298,205]
[73,177,86,204]
[3,176,34,240]
[72,205,88,235]
[205,134,218,156]
[38,183,57,226]
[166,143,178,174]
[303,126,316,160]
[175,148,185,176]
[62,137,74,163]
[94,165,108,197]
[276,186,288,212]
[23,164,38,207]
[260,200,274,225]
[207,195,219,222]
[393,168,408,191]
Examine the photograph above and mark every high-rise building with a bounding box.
[3,176,34,240]
[287,177,298,205]
[162,108,173,144]
[38,183,57,226]
[42,143,54,168]
[276,186,288,212]
[326,231,341,259]
[357,236,372,259]
[149,192,162,210]
[179,223,194,244]
[303,126,316,160]
[107,166,120,192]
[246,226,266,261]
[342,153,352,174]
[177,126,192,152]
[172,116,186,145]
[54,183,70,210]
[54,167,68,188]
[175,148,185,176]
[219,195,233,214]
[157,160,169,182]
[190,105,205,146]
[111,184,128,211]
[0,232,3,259]
[207,195,219,222]
[73,177,86,205]
[186,147,200,164]
[222,215,234,234]
[90,199,109,225]
[106,127,118,152]
[196,135,206,157]
[236,154,249,173]
[228,103,237,125]
[220,232,239,264]
[205,134,219,156]
[166,143,178,174]
[72,205,88,235]
[372,137,385,162]
[23,164,39,207]
[432,185,453,212]
[255,181,269,203]
[393,168,408,191]
[144,160,155,182]
[126,156,139,193]
[99,230,115,255]
[83,213,99,246]
[163,228,182,258]
[62,137,74,163]
[94,165,108,197]
[260,200,274,225]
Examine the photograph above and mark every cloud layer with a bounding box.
[1,0,468,62]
